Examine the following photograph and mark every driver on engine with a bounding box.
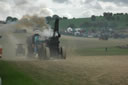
[32,30,41,55]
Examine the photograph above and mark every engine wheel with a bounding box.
[60,47,66,59]
[27,46,34,58]
[45,47,50,59]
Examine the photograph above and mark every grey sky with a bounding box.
[99,0,128,4]
[53,0,70,3]
[0,0,128,20]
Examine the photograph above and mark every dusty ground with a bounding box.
[8,35,128,85]
[12,55,128,85]
[1,26,128,85]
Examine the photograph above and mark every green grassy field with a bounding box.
[76,47,128,56]
[60,35,128,56]
[0,61,38,85]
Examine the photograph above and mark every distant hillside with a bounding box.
[47,13,128,32]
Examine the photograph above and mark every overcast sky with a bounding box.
[0,0,128,20]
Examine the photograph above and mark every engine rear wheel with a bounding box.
[45,47,50,59]
[27,46,35,58]
[38,44,46,59]
[60,47,66,59]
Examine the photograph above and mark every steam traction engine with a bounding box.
[27,18,66,59]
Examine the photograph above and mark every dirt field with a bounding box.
[3,35,127,85]
[11,55,128,85]
[0,24,128,85]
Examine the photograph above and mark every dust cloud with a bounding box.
[0,15,52,60]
